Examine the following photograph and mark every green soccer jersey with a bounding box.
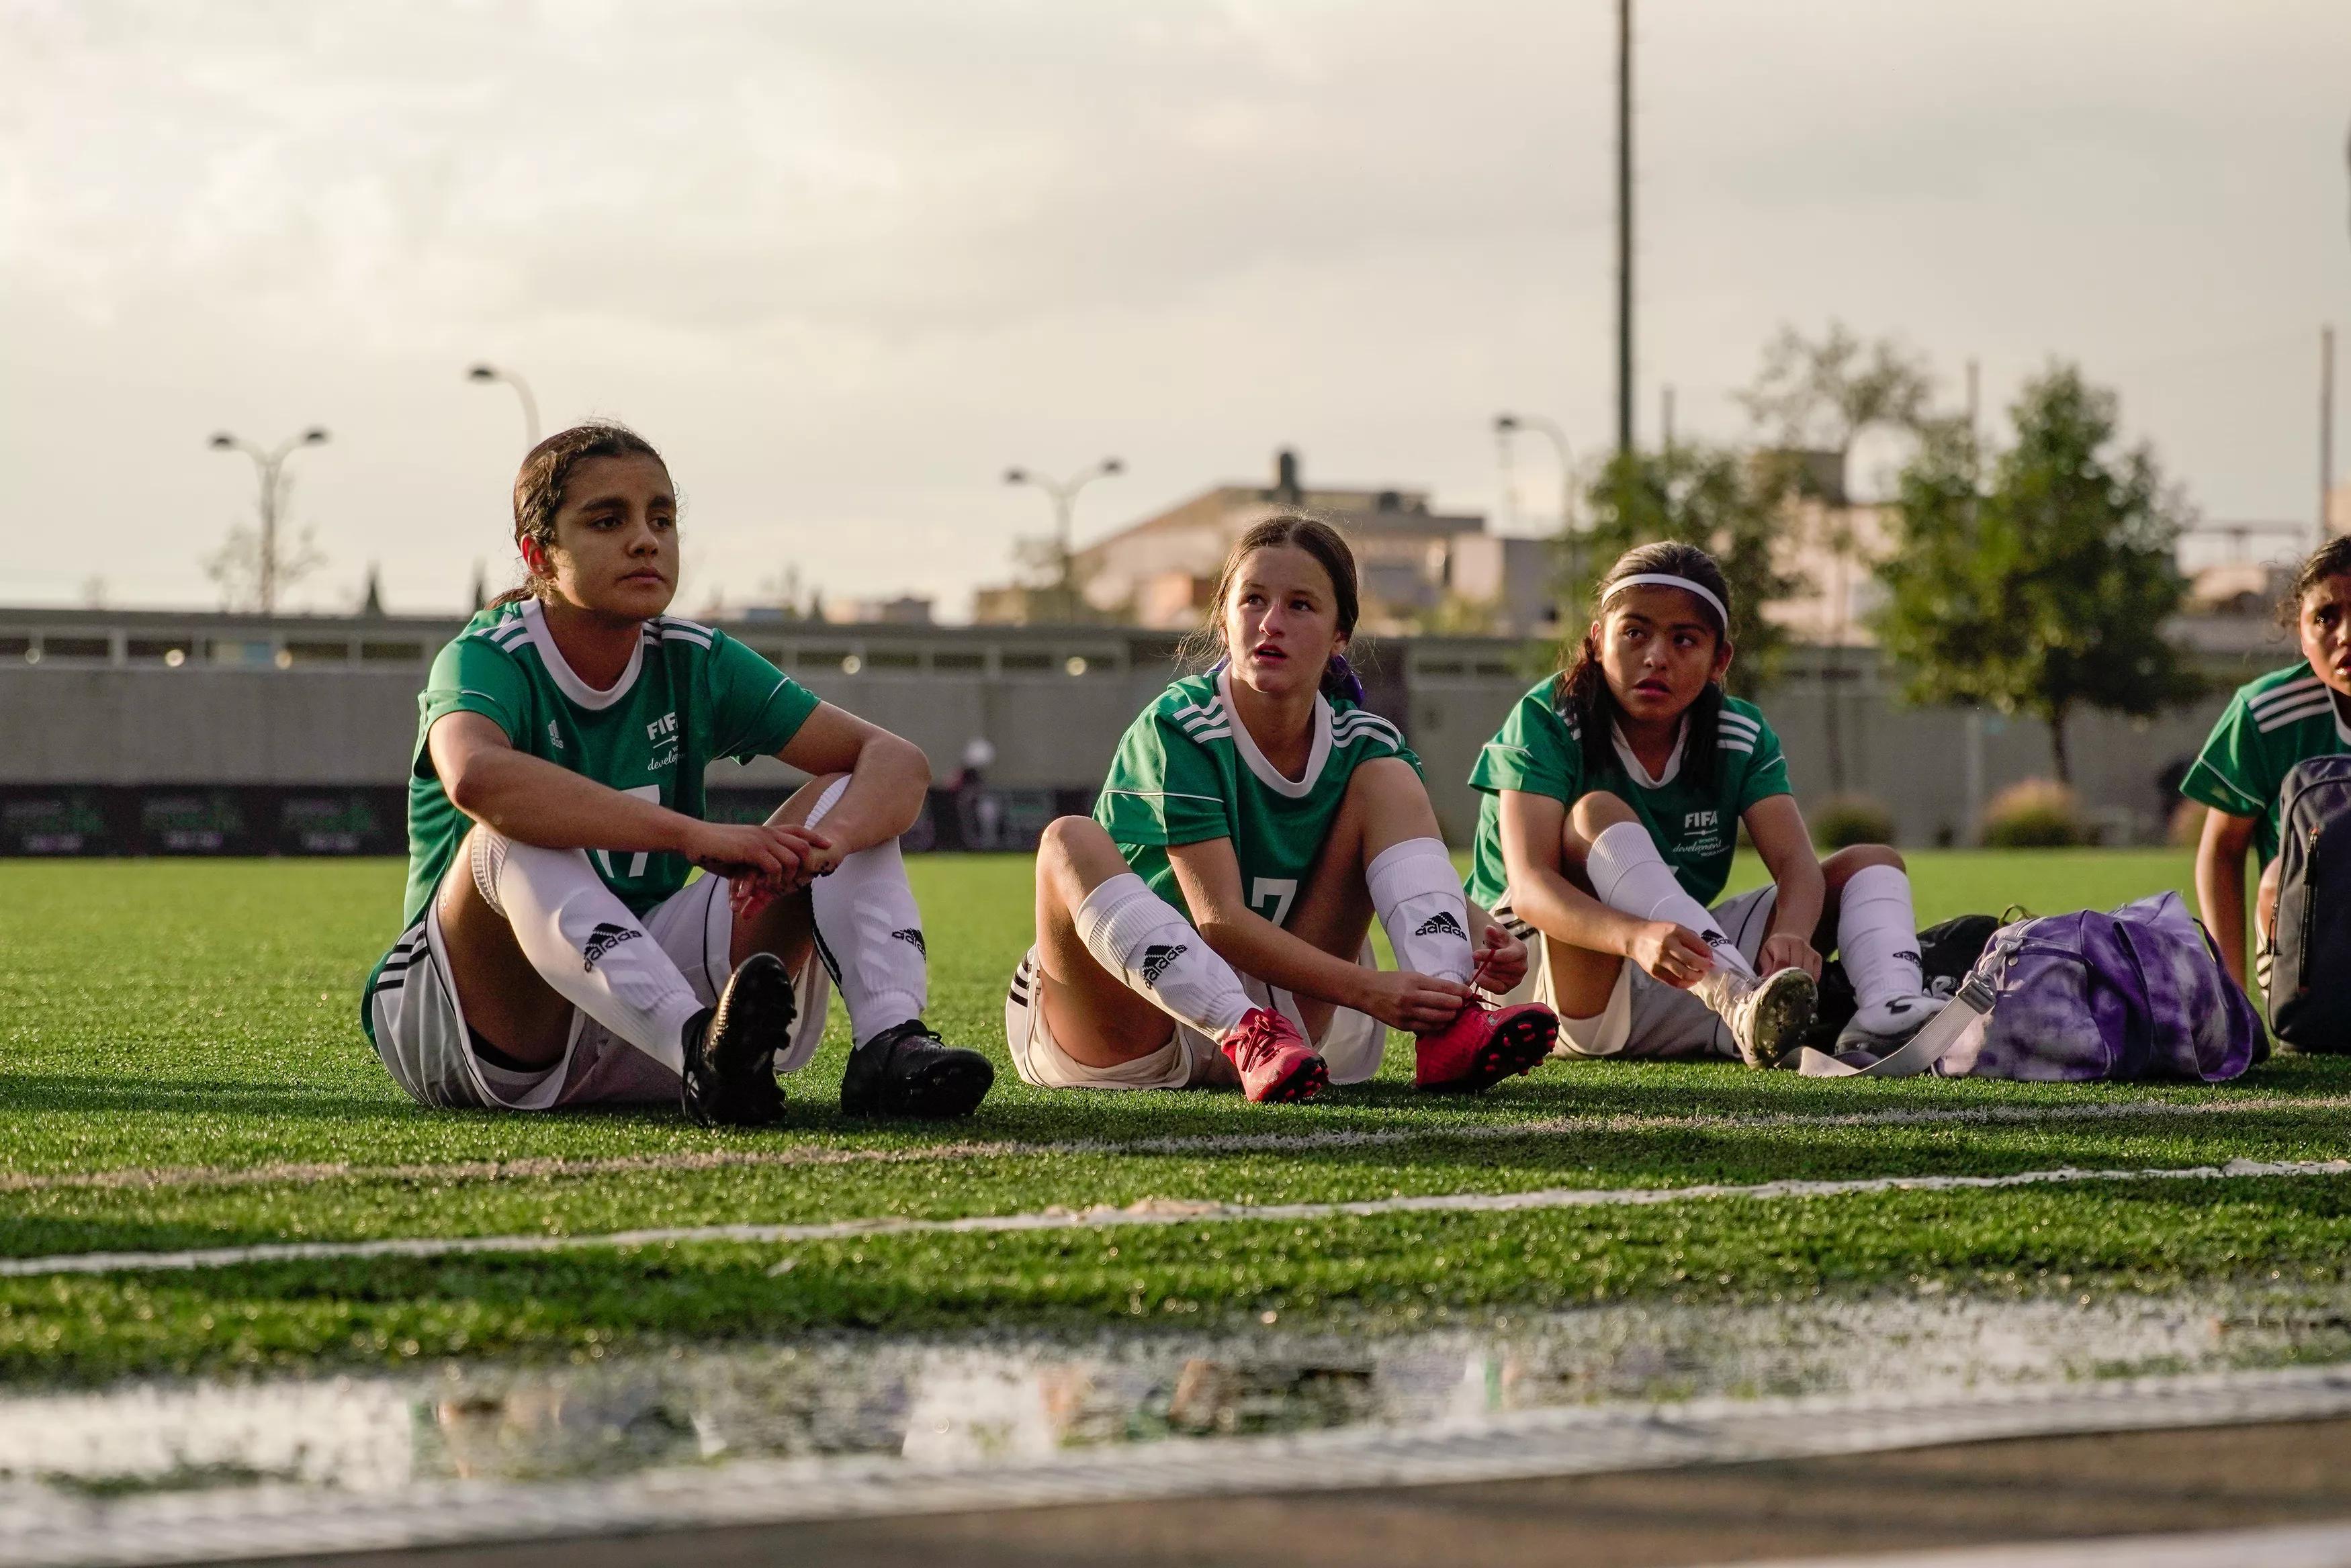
[1465,677,1792,909]
[368,601,821,1022]
[1093,671,1419,928]
[2180,663,2351,866]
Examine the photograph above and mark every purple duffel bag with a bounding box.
[1935,891,2262,1082]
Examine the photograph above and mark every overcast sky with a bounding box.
[4,0,2348,618]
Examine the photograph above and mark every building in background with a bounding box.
[975,449,1560,637]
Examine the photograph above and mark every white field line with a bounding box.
[11,1359,2351,1568]
[6,1156,2349,1280]
[10,1093,2351,1197]
[1743,1522,2351,1568]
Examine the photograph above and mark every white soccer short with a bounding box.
[1488,884,1779,1060]
[367,870,830,1112]
[1003,943,1386,1091]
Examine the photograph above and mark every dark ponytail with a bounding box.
[1554,541,1734,792]
[491,422,668,609]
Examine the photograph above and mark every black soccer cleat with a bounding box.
[680,952,794,1129]
[840,1019,994,1119]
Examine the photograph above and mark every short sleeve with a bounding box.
[1470,686,1580,802]
[2179,694,2270,819]
[414,634,533,777]
[706,633,822,763]
[1094,712,1231,847]
[1732,715,1793,812]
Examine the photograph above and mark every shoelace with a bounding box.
[1227,1013,1285,1070]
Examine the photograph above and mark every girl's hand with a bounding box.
[1757,931,1822,982]
[1359,969,1474,1033]
[1469,923,1528,995]
[1627,920,1716,990]
[683,821,832,890]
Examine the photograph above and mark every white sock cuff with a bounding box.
[1075,872,1171,952]
[802,774,854,831]
[468,828,510,916]
[1841,862,1910,908]
[1585,820,1667,907]
[1364,836,1458,905]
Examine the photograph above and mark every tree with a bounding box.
[1738,322,1936,790]
[204,483,325,614]
[1574,443,1808,700]
[1873,364,2203,784]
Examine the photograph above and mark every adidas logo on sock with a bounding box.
[1703,931,1732,950]
[891,928,928,956]
[1413,911,1466,939]
[1894,949,1921,965]
[1140,943,1187,987]
[581,921,641,971]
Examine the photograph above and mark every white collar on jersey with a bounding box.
[1611,716,1687,789]
[1216,666,1332,798]
[520,598,644,711]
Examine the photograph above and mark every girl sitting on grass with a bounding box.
[363,422,992,1128]
[1008,514,1558,1103]
[1468,541,1949,1069]
[2183,535,2351,997]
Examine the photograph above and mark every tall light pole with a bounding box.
[208,427,330,615]
[1494,413,1574,532]
[1004,457,1124,620]
[467,364,541,450]
[1615,0,1636,457]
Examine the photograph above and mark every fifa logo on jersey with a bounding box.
[1685,810,1720,830]
[1414,911,1466,939]
[581,921,641,972]
[1140,943,1186,987]
[646,712,678,742]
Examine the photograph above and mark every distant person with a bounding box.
[1007,515,1558,1103]
[2183,536,2351,997]
[362,423,991,1125]
[1468,543,1949,1068]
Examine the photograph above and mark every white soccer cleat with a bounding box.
[1697,963,1818,1071]
[1834,992,1953,1058]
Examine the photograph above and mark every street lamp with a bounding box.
[208,427,330,615]
[1493,413,1575,533]
[1004,457,1124,618]
[467,364,541,450]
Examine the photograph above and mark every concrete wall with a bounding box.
[0,608,2299,846]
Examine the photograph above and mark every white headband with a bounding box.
[1602,572,1730,633]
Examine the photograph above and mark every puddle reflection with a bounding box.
[10,1285,2351,1501]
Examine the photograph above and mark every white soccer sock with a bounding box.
[1585,819,1756,982]
[1364,837,1476,986]
[803,778,929,1046]
[1838,864,1931,1023]
[1074,873,1254,1038]
[470,830,702,1075]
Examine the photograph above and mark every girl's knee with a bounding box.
[1822,843,1904,885]
[1568,790,1638,840]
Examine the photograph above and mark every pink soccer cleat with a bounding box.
[1219,1007,1329,1104]
[1413,1000,1558,1094]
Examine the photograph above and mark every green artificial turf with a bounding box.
[2,849,2343,1384]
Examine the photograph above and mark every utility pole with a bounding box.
[1615,0,1635,457]
[2323,324,2337,548]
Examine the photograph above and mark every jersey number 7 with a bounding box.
[594,786,662,880]
[1251,877,1298,928]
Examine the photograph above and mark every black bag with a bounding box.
[2270,755,2351,1051]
